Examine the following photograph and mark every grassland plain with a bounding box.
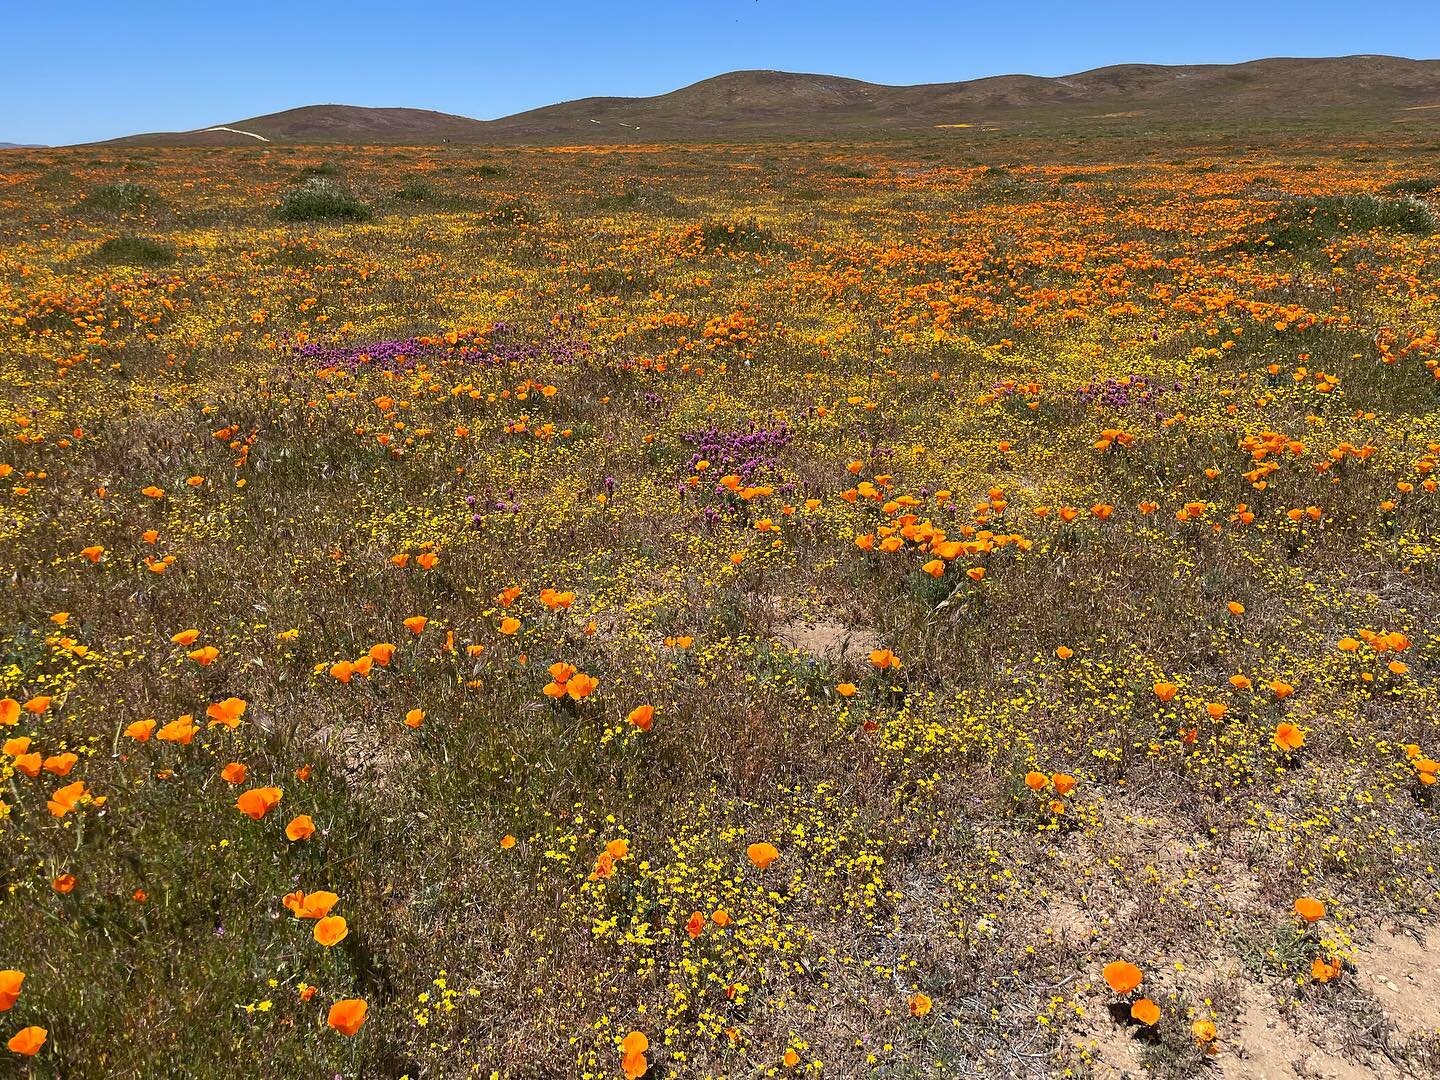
[1,126,1440,1079]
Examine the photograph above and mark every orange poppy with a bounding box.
[566,673,598,700]
[369,642,395,666]
[746,842,780,869]
[205,697,247,729]
[0,971,22,1012]
[1102,960,1143,995]
[403,616,429,636]
[404,709,424,728]
[1293,896,1326,923]
[314,915,348,947]
[284,890,339,919]
[626,705,654,732]
[47,780,89,817]
[620,1031,648,1079]
[157,716,198,744]
[286,814,316,841]
[326,998,367,1036]
[1130,998,1161,1025]
[235,786,283,820]
[908,992,933,1017]
[0,699,17,727]
[1152,682,1179,703]
[1274,722,1306,752]
[6,1026,45,1056]
[220,762,249,785]
[125,719,156,742]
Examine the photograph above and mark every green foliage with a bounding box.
[486,199,535,227]
[1380,176,1439,196]
[1252,193,1435,251]
[696,217,779,253]
[276,178,373,222]
[93,236,176,266]
[82,182,154,213]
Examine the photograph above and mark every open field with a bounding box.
[2,127,1440,1077]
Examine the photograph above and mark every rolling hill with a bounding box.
[98,55,1440,145]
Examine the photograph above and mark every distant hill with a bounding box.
[97,55,1440,146]
[0,142,47,149]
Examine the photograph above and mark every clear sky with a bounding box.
[6,0,1439,145]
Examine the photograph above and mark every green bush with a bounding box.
[487,199,535,227]
[697,217,778,253]
[1381,177,1439,196]
[82,182,153,213]
[275,178,372,222]
[94,236,175,266]
[393,179,438,203]
[1251,194,1435,251]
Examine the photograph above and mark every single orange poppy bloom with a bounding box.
[1131,998,1161,1025]
[235,786,283,820]
[1274,722,1306,752]
[6,1026,45,1056]
[746,842,780,869]
[205,697,247,729]
[0,971,23,1012]
[1102,960,1144,995]
[314,915,348,947]
[221,762,249,785]
[286,814,316,841]
[627,705,654,732]
[326,998,367,1035]
[1293,896,1326,923]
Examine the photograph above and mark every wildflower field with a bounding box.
[2,129,1440,1078]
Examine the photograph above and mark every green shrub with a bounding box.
[697,217,778,253]
[487,199,535,227]
[94,236,175,266]
[393,179,438,203]
[82,182,153,213]
[1381,177,1439,196]
[276,178,372,222]
[1251,194,1435,251]
[293,162,339,179]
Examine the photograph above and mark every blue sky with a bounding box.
[6,1,1439,144]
